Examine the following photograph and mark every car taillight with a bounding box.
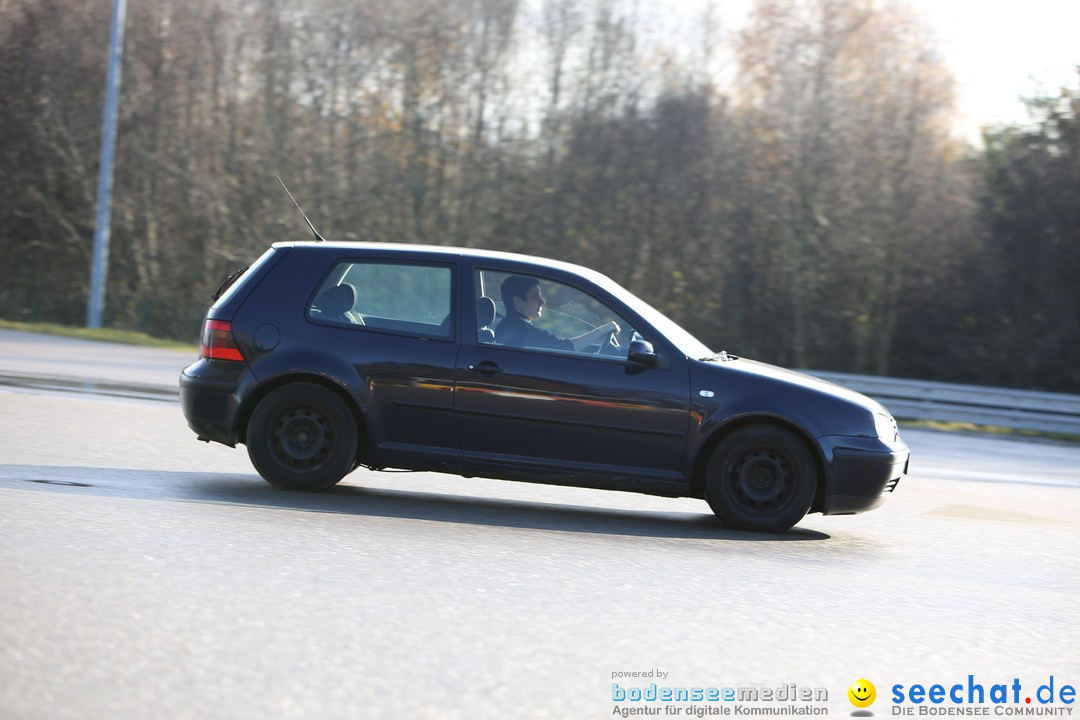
[200,319,245,362]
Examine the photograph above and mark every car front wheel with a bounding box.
[705,425,817,532]
[246,382,358,491]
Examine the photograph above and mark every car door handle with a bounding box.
[467,361,503,376]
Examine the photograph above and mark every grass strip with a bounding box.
[0,320,197,352]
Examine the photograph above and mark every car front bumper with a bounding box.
[819,435,910,515]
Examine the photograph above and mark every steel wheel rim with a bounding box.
[731,449,791,508]
[273,407,331,467]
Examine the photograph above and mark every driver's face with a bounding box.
[515,285,544,321]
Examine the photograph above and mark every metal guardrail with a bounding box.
[803,370,1080,435]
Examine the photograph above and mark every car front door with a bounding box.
[454,265,691,488]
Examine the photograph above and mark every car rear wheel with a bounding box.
[705,425,817,532]
[246,382,358,491]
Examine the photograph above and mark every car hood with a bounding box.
[720,357,888,414]
[690,356,890,439]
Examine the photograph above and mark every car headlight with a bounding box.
[874,413,898,443]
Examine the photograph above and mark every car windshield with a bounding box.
[605,282,714,360]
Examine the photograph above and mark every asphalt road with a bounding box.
[1,330,1078,720]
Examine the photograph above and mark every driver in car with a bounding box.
[496,275,620,352]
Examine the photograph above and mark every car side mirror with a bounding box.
[627,339,659,366]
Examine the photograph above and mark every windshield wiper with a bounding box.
[212,266,249,301]
[700,351,736,362]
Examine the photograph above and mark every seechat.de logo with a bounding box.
[850,679,877,714]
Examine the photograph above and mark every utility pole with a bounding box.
[87,0,127,328]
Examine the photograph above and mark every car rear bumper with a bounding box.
[179,359,247,446]
[820,436,910,515]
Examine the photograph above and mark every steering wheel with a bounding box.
[593,328,621,355]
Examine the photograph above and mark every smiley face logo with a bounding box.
[848,679,876,708]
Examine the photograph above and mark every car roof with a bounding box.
[271,240,614,286]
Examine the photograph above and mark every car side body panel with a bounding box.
[685,359,908,513]
[228,247,463,470]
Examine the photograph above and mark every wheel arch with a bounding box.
[237,373,369,463]
[689,415,827,514]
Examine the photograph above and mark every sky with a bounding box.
[912,0,1080,142]
[659,0,1080,144]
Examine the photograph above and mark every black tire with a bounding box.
[704,425,817,532]
[246,382,358,491]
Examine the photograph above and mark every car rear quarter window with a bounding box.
[308,260,453,340]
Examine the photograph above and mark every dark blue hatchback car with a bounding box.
[180,241,909,532]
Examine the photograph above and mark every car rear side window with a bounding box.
[308,261,453,339]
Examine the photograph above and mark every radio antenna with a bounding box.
[277,176,325,242]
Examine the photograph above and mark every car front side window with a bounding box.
[475,269,635,358]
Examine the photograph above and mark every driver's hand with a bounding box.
[606,320,621,335]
